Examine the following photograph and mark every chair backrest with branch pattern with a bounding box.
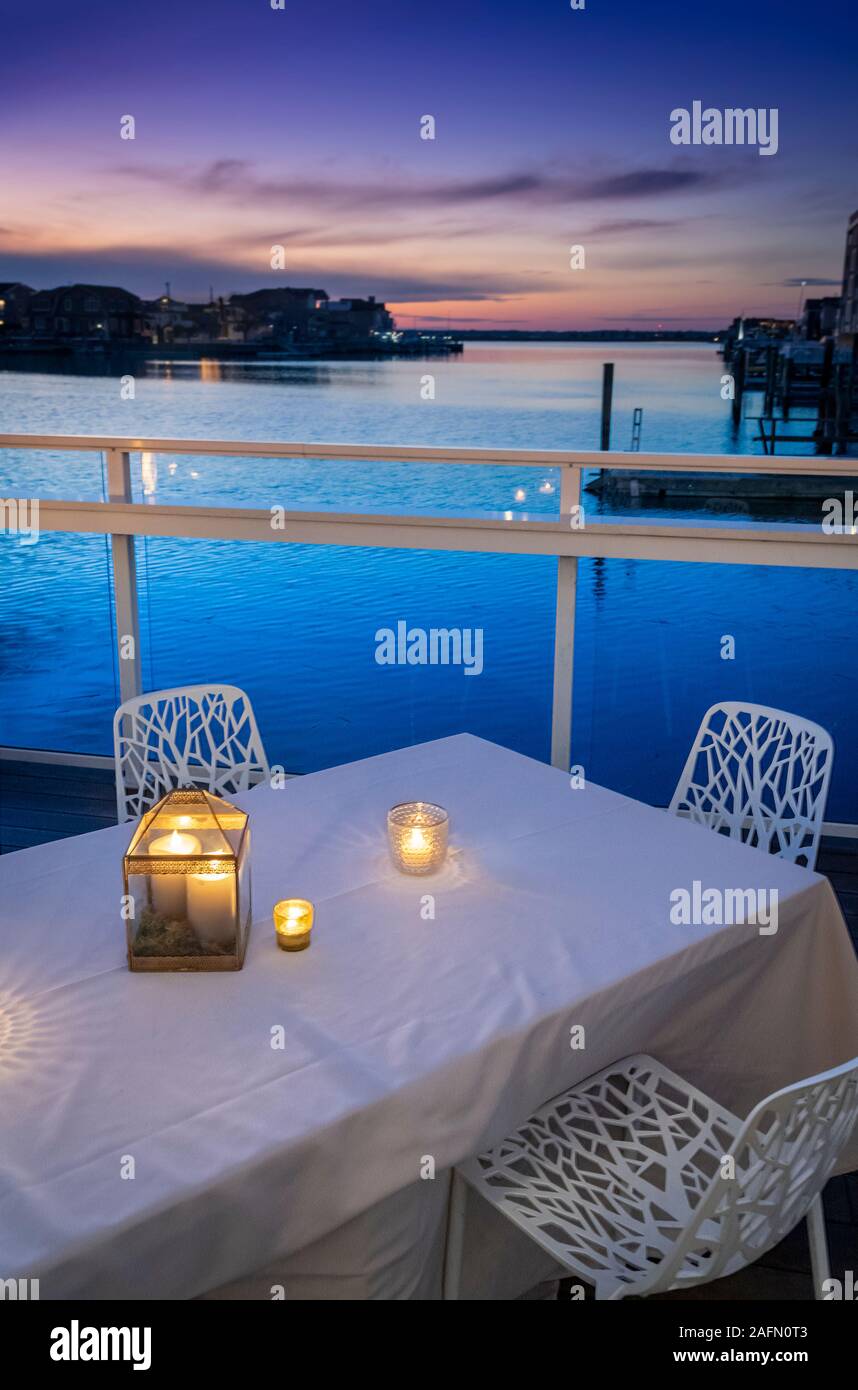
[669,702,833,868]
[113,684,271,823]
[654,1056,858,1296]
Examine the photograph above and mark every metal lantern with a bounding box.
[123,789,251,971]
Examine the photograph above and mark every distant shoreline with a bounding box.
[0,339,463,363]
[0,328,721,365]
[429,329,721,343]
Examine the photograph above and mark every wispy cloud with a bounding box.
[775,276,841,287]
[580,170,715,199]
[110,159,731,212]
[583,217,686,237]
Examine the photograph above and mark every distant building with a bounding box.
[720,315,794,359]
[6,279,396,349]
[209,297,246,341]
[229,287,329,342]
[141,294,199,344]
[29,284,145,340]
[310,295,394,344]
[797,296,840,341]
[0,282,33,333]
[838,209,858,346]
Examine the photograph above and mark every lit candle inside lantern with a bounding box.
[187,863,237,945]
[274,899,314,952]
[387,802,449,875]
[148,830,201,919]
[163,811,230,854]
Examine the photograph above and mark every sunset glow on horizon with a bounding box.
[2,0,855,329]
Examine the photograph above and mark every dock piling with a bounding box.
[600,363,614,451]
[732,351,746,425]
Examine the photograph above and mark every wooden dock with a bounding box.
[724,336,858,453]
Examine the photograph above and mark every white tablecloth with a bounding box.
[2,734,857,1300]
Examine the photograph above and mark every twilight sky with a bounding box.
[2,0,856,328]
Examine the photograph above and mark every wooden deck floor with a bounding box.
[2,757,857,1301]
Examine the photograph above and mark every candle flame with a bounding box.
[274,900,313,935]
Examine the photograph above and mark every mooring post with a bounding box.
[732,350,745,425]
[764,345,777,417]
[832,340,858,453]
[816,339,835,455]
[781,354,792,420]
[834,361,848,454]
[600,362,614,452]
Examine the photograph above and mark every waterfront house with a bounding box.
[229,287,329,343]
[28,284,145,342]
[310,295,394,345]
[720,314,795,362]
[141,294,201,344]
[797,296,841,341]
[0,282,33,334]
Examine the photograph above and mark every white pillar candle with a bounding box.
[161,812,223,851]
[148,830,201,920]
[187,869,237,945]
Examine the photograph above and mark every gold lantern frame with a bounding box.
[122,788,252,972]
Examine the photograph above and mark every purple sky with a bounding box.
[2,0,855,327]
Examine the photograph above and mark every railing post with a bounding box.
[105,448,142,705]
[551,464,580,771]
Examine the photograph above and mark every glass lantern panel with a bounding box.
[126,862,241,961]
[236,829,252,957]
[128,793,247,858]
[201,791,249,855]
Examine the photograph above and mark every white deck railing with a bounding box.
[2,433,858,811]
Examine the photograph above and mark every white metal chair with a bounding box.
[113,684,271,823]
[668,702,833,869]
[444,1053,858,1301]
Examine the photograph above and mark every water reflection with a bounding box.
[2,345,858,820]
[146,360,338,388]
[141,451,157,497]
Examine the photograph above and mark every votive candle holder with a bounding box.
[387,802,449,875]
[274,899,314,951]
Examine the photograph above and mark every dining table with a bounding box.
[2,732,858,1300]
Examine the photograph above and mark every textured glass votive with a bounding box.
[274,899,314,951]
[388,802,449,875]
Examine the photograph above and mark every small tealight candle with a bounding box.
[148,830,201,919]
[388,802,449,875]
[274,899,314,952]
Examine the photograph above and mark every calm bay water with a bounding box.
[1,342,856,819]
